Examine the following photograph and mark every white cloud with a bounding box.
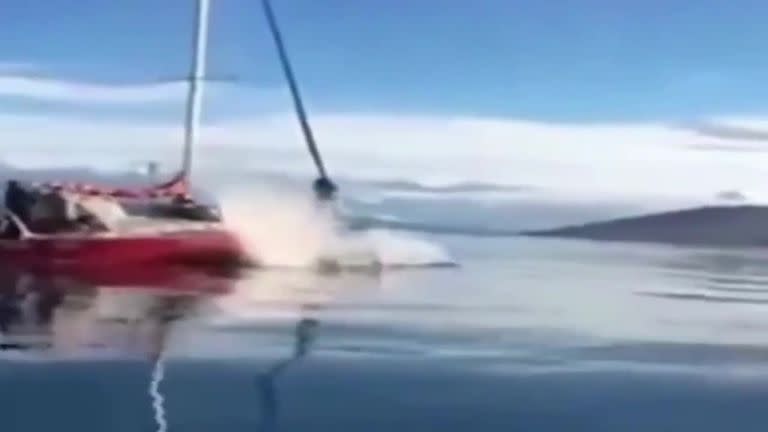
[0,72,288,119]
[2,111,768,206]
[0,75,186,104]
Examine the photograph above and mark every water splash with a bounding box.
[217,185,455,270]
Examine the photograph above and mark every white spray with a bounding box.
[217,185,454,270]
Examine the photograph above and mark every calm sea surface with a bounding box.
[3,231,768,431]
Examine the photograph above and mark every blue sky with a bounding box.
[2,0,768,121]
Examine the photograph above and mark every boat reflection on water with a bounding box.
[0,259,384,431]
[0,264,237,355]
[0,263,240,432]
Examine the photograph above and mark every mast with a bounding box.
[181,0,211,185]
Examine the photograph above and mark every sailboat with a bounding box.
[0,0,248,270]
[31,0,337,222]
[32,0,218,222]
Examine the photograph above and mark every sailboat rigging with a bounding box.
[180,0,210,186]
[30,0,211,202]
[260,0,337,201]
[31,0,330,205]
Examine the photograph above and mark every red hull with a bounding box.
[0,229,246,269]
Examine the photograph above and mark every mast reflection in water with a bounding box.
[256,307,319,431]
[0,264,237,432]
[0,260,382,431]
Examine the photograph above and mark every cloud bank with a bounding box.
[1,112,767,204]
[2,72,768,206]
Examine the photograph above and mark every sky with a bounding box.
[2,0,768,203]
[4,0,768,120]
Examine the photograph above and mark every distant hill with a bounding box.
[523,205,768,248]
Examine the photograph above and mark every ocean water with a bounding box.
[2,186,768,431]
